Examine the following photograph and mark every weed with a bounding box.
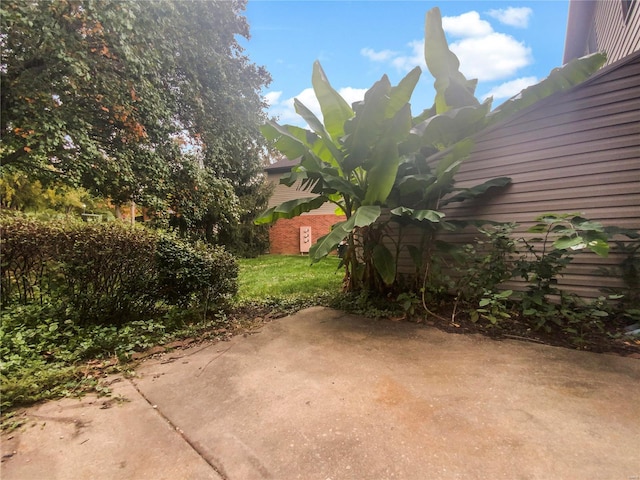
[515,213,610,332]
[470,290,514,326]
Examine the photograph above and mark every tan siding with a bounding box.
[416,54,640,299]
[266,172,343,216]
[593,0,640,64]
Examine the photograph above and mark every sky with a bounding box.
[240,0,571,127]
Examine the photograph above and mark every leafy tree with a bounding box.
[256,7,606,294]
[1,0,270,232]
[162,155,241,243]
[0,167,100,214]
[217,178,274,257]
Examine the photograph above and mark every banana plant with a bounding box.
[257,61,421,290]
[256,7,606,294]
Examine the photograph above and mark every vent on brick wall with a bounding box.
[299,226,311,253]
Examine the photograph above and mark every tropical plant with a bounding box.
[514,213,611,330]
[256,7,606,295]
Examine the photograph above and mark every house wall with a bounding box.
[268,214,343,255]
[592,0,640,64]
[266,171,341,215]
[397,52,640,299]
[266,171,345,254]
[564,0,640,64]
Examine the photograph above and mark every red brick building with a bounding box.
[264,158,345,255]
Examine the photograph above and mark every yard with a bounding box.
[237,255,343,302]
[2,251,638,418]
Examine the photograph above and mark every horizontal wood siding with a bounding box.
[398,53,640,299]
[266,172,342,216]
[593,0,640,64]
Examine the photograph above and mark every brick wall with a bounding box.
[269,214,346,255]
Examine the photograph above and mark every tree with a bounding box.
[256,7,606,294]
[162,155,241,243]
[1,0,270,226]
[216,177,274,257]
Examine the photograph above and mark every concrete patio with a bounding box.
[2,307,639,479]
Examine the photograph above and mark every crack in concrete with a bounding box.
[127,378,229,480]
[196,343,234,378]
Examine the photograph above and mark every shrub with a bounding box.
[0,216,238,326]
[1,216,65,306]
[156,237,238,308]
[56,222,159,325]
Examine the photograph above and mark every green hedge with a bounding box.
[1,216,238,325]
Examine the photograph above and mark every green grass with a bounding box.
[236,255,343,303]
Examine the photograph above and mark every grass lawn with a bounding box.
[236,254,343,303]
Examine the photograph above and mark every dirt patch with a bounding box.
[411,306,640,358]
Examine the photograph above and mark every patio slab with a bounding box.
[3,306,639,479]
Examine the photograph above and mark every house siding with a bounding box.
[265,171,345,254]
[396,52,640,299]
[565,0,640,64]
[592,0,640,64]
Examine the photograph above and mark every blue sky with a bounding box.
[240,1,570,126]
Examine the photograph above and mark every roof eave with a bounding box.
[563,0,597,63]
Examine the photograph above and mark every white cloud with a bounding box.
[487,7,533,28]
[442,11,493,38]
[390,39,426,72]
[264,91,282,106]
[450,33,532,81]
[361,47,398,62]
[338,87,369,106]
[483,76,538,101]
[264,87,367,128]
[361,10,533,83]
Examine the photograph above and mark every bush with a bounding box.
[57,222,159,325]
[1,215,65,305]
[0,216,238,326]
[156,237,238,308]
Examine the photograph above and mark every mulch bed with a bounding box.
[413,307,640,358]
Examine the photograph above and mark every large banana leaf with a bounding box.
[260,121,310,160]
[363,104,413,205]
[487,52,606,126]
[431,138,474,178]
[418,138,474,206]
[263,120,341,174]
[344,75,393,172]
[322,174,366,201]
[424,7,478,113]
[373,244,396,285]
[412,100,491,149]
[395,173,437,197]
[312,61,354,142]
[385,66,422,118]
[443,176,512,205]
[390,206,445,223]
[309,205,381,261]
[294,99,345,170]
[344,67,421,174]
[254,196,327,225]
